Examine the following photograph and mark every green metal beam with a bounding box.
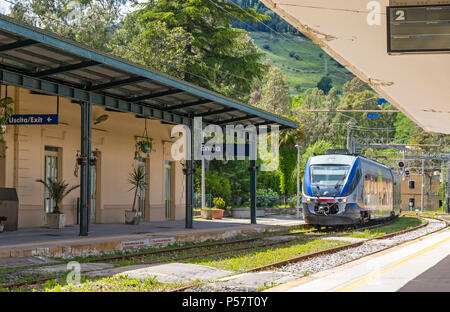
[0,15,297,129]
[0,69,192,126]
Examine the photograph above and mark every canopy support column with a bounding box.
[79,99,92,236]
[185,125,194,229]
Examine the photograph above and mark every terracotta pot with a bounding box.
[212,209,224,219]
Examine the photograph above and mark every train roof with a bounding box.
[309,153,392,171]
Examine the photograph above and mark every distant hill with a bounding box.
[227,1,354,94]
[250,32,354,95]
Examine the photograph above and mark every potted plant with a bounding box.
[134,138,153,160]
[36,178,80,229]
[126,166,146,225]
[201,197,225,220]
[0,216,6,233]
[134,118,153,160]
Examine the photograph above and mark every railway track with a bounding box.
[1,215,442,292]
[169,217,447,292]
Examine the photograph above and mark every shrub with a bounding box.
[288,196,298,208]
[256,189,280,208]
[213,197,226,210]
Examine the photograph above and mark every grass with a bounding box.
[186,237,346,272]
[250,32,354,94]
[42,275,192,292]
[342,215,424,239]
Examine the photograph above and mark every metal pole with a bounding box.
[185,125,194,229]
[346,123,350,152]
[250,159,257,225]
[295,145,302,219]
[446,161,450,213]
[201,154,205,209]
[79,100,92,236]
[421,158,425,212]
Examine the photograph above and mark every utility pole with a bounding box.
[421,158,425,212]
[201,154,205,210]
[446,161,450,213]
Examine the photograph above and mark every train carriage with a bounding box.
[302,151,401,226]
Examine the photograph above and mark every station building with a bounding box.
[400,173,442,211]
[0,15,298,231]
[0,86,187,227]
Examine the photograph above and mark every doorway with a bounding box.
[136,157,148,220]
[164,161,174,220]
[44,146,60,213]
[90,151,100,223]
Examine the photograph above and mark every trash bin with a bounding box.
[0,188,18,231]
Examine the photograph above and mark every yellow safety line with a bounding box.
[333,235,450,292]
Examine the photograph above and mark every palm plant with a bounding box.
[36,178,80,214]
[128,166,147,212]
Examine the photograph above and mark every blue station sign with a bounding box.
[366,113,379,119]
[200,143,251,157]
[6,114,59,125]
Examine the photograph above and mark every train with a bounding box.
[302,151,401,227]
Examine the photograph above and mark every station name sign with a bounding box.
[6,114,59,125]
[388,4,450,53]
[199,143,250,157]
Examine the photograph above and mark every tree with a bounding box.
[254,66,290,115]
[109,19,198,79]
[291,88,337,147]
[317,76,333,94]
[134,0,270,100]
[0,97,13,158]
[278,116,306,204]
[9,0,128,51]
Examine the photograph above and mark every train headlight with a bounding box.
[306,197,312,204]
[338,198,347,203]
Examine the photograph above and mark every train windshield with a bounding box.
[310,165,350,197]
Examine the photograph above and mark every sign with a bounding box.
[378,98,389,106]
[200,143,251,157]
[6,114,59,125]
[388,5,450,53]
[366,113,379,119]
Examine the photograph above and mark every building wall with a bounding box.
[400,173,441,211]
[1,86,186,228]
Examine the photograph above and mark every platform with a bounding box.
[267,227,450,292]
[0,216,305,259]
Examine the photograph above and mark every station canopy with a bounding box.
[260,0,450,134]
[0,14,298,130]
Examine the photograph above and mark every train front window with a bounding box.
[310,165,350,196]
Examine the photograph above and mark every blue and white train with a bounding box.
[302,152,401,226]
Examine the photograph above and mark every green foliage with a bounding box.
[202,171,232,203]
[128,166,147,212]
[250,32,353,94]
[10,0,127,51]
[256,188,279,208]
[213,197,226,210]
[0,97,13,158]
[316,76,333,94]
[134,0,269,100]
[252,65,290,115]
[35,178,80,214]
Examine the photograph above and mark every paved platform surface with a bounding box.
[267,227,450,292]
[0,216,304,259]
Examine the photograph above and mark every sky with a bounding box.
[0,0,11,14]
[0,0,147,16]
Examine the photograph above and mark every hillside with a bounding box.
[250,31,354,95]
